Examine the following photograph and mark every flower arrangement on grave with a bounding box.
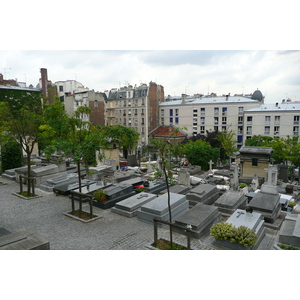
[210,222,258,247]
[93,189,107,203]
[143,179,150,187]
[134,185,146,192]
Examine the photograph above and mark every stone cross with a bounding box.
[236,211,245,218]
[265,164,278,186]
[208,160,214,172]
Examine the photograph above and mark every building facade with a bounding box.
[243,100,300,141]
[55,79,88,103]
[159,93,261,148]
[106,82,165,146]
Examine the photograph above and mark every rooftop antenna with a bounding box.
[1,67,11,79]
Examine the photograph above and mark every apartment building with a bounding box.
[64,89,106,126]
[106,82,164,146]
[243,100,300,141]
[159,93,261,148]
[55,79,88,103]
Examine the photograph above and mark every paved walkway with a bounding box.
[0,176,213,250]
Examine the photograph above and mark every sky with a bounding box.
[1,50,299,104]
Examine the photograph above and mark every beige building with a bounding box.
[106,82,164,146]
[243,100,300,142]
[159,93,261,148]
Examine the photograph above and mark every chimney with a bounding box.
[40,68,48,97]
[181,94,186,104]
[276,102,278,107]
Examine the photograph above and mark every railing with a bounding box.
[153,218,196,250]
[70,190,94,219]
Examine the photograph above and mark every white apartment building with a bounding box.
[243,100,300,141]
[55,80,88,103]
[106,82,164,146]
[159,93,261,148]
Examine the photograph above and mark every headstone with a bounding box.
[186,184,220,206]
[111,192,157,217]
[277,164,288,182]
[177,169,191,187]
[230,163,239,191]
[127,155,138,167]
[213,191,247,216]
[250,174,259,191]
[53,179,96,195]
[248,165,281,224]
[119,177,144,188]
[279,214,300,248]
[208,160,214,173]
[144,179,167,195]
[137,192,189,226]
[181,165,201,175]
[103,159,117,171]
[40,173,78,192]
[173,203,221,238]
[213,209,266,250]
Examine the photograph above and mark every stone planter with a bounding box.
[213,238,253,250]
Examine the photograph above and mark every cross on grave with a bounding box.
[208,160,214,172]
[264,164,278,186]
[236,211,245,218]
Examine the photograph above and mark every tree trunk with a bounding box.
[77,161,82,218]
[26,145,31,197]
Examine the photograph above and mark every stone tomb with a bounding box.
[248,166,281,224]
[213,191,247,216]
[144,179,167,195]
[186,184,220,206]
[137,192,189,226]
[111,192,157,217]
[40,173,78,192]
[173,203,222,239]
[53,179,96,195]
[93,183,136,209]
[169,184,191,195]
[278,214,300,248]
[71,181,113,202]
[213,209,266,250]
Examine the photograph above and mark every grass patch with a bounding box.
[152,239,188,250]
[278,243,299,250]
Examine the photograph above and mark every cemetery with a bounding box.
[1,143,300,251]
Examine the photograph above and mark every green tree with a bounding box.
[184,140,220,170]
[1,137,23,172]
[215,128,238,160]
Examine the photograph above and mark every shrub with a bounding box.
[93,189,107,202]
[239,183,248,189]
[288,201,296,208]
[210,222,258,247]
[1,139,23,172]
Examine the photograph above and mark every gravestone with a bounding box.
[119,177,144,188]
[208,160,214,173]
[250,174,259,191]
[103,159,117,171]
[112,169,136,183]
[40,173,78,192]
[248,165,281,224]
[111,192,157,217]
[137,192,189,226]
[127,155,138,167]
[173,203,221,239]
[186,184,220,206]
[230,163,239,191]
[31,164,60,187]
[53,179,96,195]
[92,183,135,209]
[169,184,190,195]
[144,179,167,195]
[213,191,247,216]
[181,165,201,175]
[213,208,266,250]
[71,181,113,202]
[279,214,300,248]
[177,169,191,187]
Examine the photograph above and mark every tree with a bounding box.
[184,140,220,170]
[215,128,238,160]
[1,137,23,172]
[0,102,43,196]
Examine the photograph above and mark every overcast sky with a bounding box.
[1,50,299,103]
[1,1,300,105]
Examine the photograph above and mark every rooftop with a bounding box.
[245,102,300,112]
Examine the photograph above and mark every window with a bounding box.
[252,158,258,166]
[237,135,243,143]
[293,126,299,136]
[247,126,252,135]
[214,126,218,131]
[294,116,299,125]
[170,117,173,124]
[201,117,205,125]
[238,116,243,124]
[214,107,219,115]
[123,100,127,107]
[141,99,145,106]
[238,126,243,134]
[175,109,179,116]
[214,117,219,125]
[275,116,280,125]
[161,109,164,117]
[200,126,205,134]
[222,117,227,125]
[134,109,137,115]
[128,100,131,107]
[222,107,227,115]
[175,117,179,124]
[193,117,197,125]
[161,118,164,125]
[128,109,131,115]
[193,109,198,117]
[141,118,144,125]
[60,96,64,102]
[170,109,173,116]
[247,116,252,125]
[264,126,270,135]
[201,108,205,115]
[265,116,270,125]
[274,126,280,135]
[141,108,144,115]
[222,126,226,131]
[59,85,63,92]
[238,107,244,115]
